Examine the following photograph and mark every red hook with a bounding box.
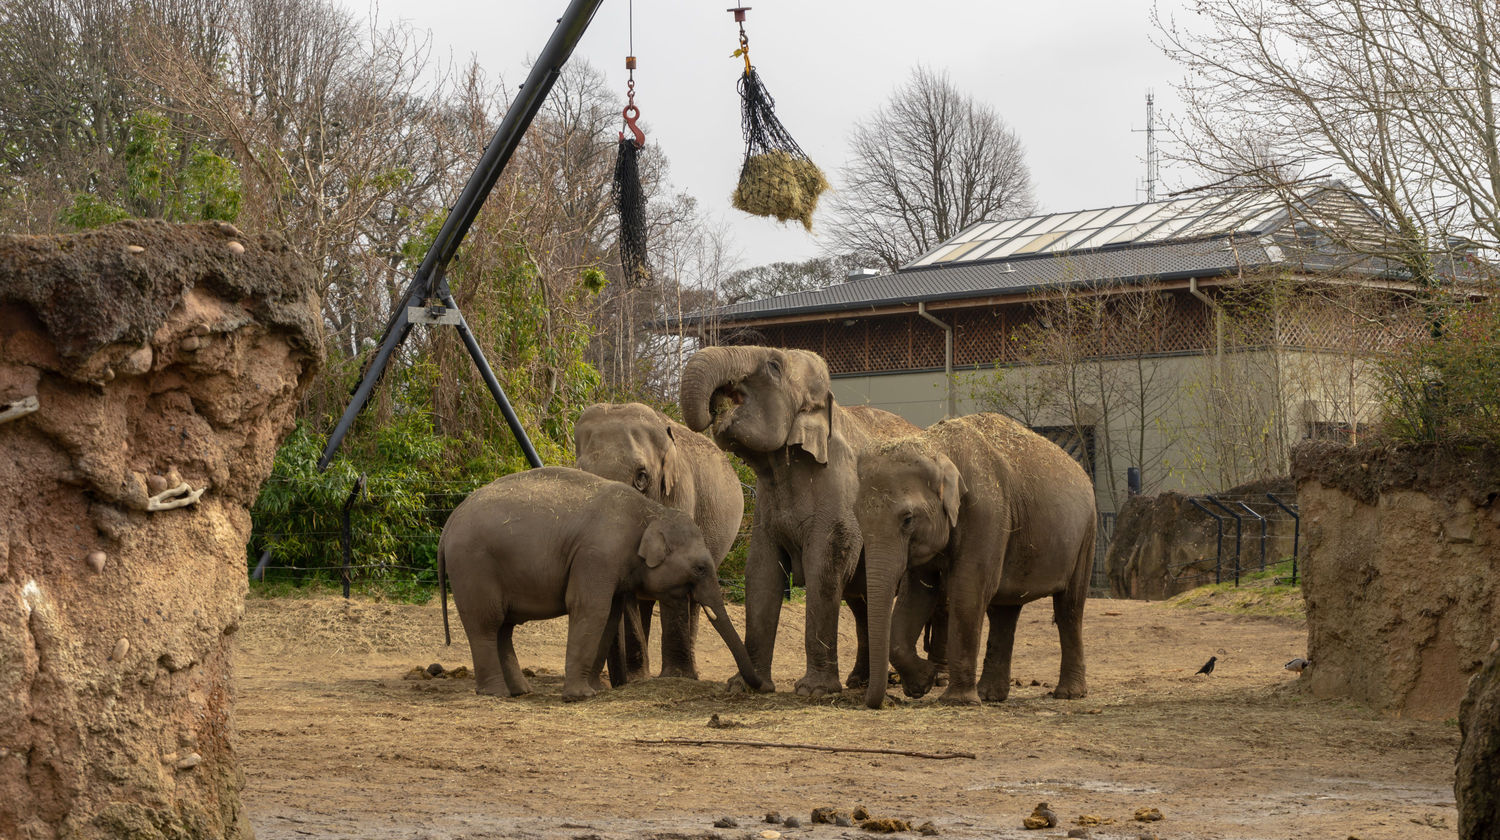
[620,104,645,148]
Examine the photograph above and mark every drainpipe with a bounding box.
[1189,277,1224,374]
[917,301,956,419]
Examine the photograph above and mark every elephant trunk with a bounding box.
[694,579,766,691]
[863,542,906,709]
[679,346,764,432]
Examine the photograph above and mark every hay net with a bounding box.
[733,67,829,230]
[612,136,651,285]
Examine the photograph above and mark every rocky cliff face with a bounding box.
[1293,441,1500,720]
[0,220,321,839]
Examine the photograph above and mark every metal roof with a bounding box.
[677,187,1393,326]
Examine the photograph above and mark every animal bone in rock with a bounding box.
[147,482,206,511]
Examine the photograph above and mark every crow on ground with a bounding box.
[1195,655,1217,675]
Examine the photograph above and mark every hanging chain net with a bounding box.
[613,136,651,285]
[732,67,828,231]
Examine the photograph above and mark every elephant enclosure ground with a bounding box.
[236,596,1459,840]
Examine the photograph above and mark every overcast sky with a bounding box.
[349,0,1193,269]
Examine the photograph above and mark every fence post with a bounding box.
[1237,501,1267,571]
[340,475,367,599]
[1206,496,1243,586]
[1188,498,1225,584]
[1266,492,1300,583]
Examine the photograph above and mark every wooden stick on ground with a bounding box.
[633,737,976,760]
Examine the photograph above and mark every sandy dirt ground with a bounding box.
[235,596,1460,840]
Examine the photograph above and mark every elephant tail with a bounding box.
[438,537,451,646]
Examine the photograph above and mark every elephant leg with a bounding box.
[1051,539,1092,699]
[795,530,857,698]
[564,599,618,701]
[497,622,532,696]
[925,591,951,686]
[460,607,511,697]
[843,565,871,689]
[657,593,699,679]
[728,536,784,693]
[588,596,627,693]
[891,569,941,697]
[624,597,651,681]
[938,564,990,706]
[978,603,1021,702]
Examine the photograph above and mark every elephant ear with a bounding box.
[638,521,668,568]
[659,424,681,499]
[934,452,967,528]
[787,392,833,464]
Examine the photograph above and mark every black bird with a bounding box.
[1195,656,1218,676]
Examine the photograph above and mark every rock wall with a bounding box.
[1293,441,1500,720]
[0,220,321,839]
[1105,478,1297,600]
[1457,637,1499,840]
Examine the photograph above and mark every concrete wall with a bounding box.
[832,348,1384,514]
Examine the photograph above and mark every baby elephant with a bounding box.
[438,467,764,700]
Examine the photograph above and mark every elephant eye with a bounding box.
[633,470,650,491]
[901,512,916,531]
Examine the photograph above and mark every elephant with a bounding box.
[854,412,1096,709]
[574,402,745,682]
[680,345,919,697]
[436,467,764,700]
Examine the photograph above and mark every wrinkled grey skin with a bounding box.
[437,467,764,700]
[680,346,918,697]
[574,402,745,681]
[855,413,1096,708]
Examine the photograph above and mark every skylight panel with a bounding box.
[909,242,965,267]
[953,221,1001,244]
[1022,213,1076,236]
[1013,231,1069,254]
[938,241,987,262]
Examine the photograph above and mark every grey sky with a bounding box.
[351,0,1190,268]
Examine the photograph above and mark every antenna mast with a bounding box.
[1144,90,1159,201]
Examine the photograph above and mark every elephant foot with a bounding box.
[979,683,1011,703]
[897,659,940,699]
[932,665,950,687]
[1051,680,1088,700]
[476,677,512,697]
[845,668,870,689]
[562,684,599,702]
[658,663,699,680]
[727,673,776,694]
[938,687,982,706]
[794,671,845,698]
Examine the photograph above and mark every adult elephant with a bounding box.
[680,346,918,696]
[853,413,1096,708]
[574,402,744,682]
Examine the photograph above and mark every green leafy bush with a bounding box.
[1381,302,1500,444]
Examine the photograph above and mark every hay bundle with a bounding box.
[733,67,828,230]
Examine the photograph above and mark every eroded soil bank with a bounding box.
[0,220,321,839]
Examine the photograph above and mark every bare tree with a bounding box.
[1156,0,1500,280]
[824,66,1036,272]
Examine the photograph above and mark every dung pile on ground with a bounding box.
[0,219,321,839]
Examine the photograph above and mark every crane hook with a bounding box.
[620,103,645,149]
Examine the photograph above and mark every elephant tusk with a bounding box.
[147,482,206,512]
[0,396,39,425]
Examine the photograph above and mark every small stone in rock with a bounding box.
[227,240,246,255]
[712,816,737,828]
[175,752,202,770]
[86,551,106,572]
[126,244,145,254]
[111,638,130,662]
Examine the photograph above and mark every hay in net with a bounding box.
[612,136,652,285]
[734,67,828,230]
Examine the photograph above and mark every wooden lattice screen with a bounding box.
[725,288,1413,376]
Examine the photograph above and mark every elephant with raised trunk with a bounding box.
[437,467,764,700]
[574,402,745,682]
[680,346,918,697]
[855,413,1096,708]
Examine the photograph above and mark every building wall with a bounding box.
[832,347,1383,515]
